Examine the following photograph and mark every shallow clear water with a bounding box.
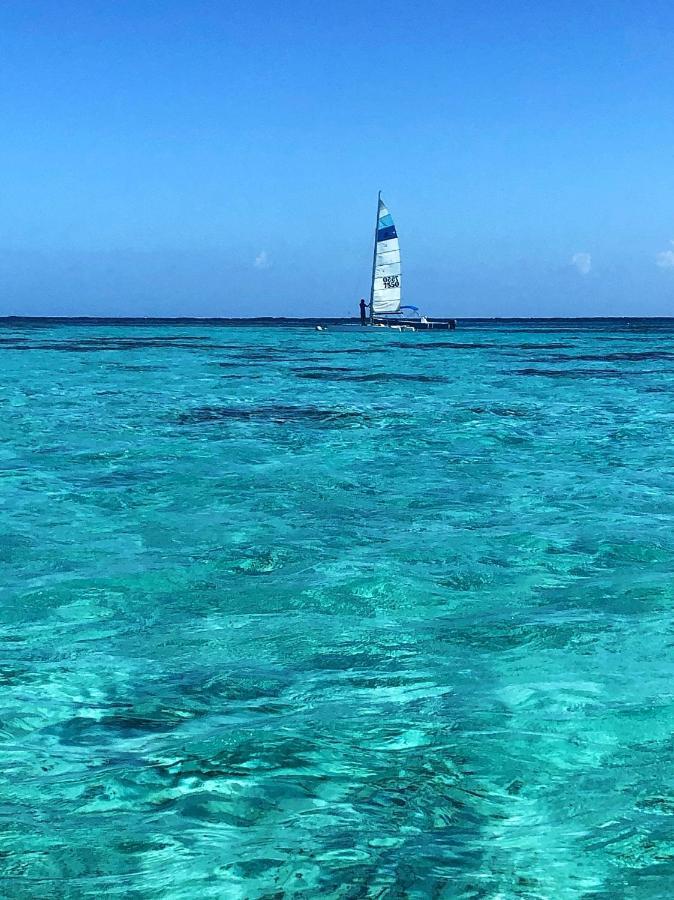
[2,318,674,897]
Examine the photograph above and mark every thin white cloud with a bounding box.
[571,252,592,275]
[254,250,271,270]
[656,241,674,269]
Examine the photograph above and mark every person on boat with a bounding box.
[359,298,368,324]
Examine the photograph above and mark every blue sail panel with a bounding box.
[377,224,397,242]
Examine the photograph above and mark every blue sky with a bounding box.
[2,0,674,316]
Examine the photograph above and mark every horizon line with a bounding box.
[2,315,674,322]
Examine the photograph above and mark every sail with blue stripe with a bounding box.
[371,196,402,315]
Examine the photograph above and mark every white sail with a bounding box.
[371,197,401,315]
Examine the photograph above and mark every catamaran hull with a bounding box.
[317,319,457,333]
[378,319,457,330]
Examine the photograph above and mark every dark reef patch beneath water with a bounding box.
[468,404,531,418]
[513,367,653,379]
[313,347,389,355]
[536,350,674,362]
[293,369,444,383]
[107,362,168,372]
[513,342,576,350]
[3,336,225,352]
[178,405,369,427]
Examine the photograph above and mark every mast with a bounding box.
[369,190,381,324]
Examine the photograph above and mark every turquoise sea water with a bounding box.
[2,318,674,898]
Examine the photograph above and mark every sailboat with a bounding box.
[315,193,456,332]
[366,193,455,331]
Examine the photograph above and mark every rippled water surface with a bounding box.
[3,317,674,898]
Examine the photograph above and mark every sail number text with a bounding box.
[382,275,400,289]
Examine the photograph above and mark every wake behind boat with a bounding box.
[318,194,456,332]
